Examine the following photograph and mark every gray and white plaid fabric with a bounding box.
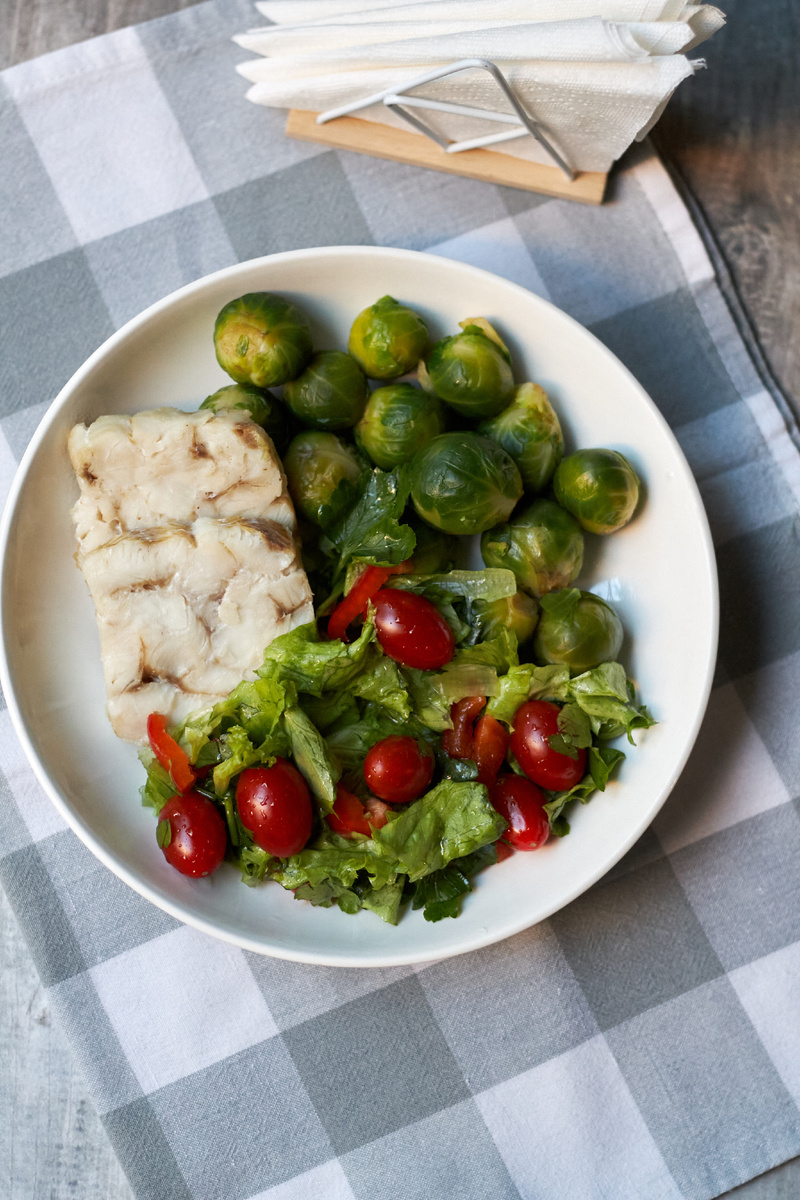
[3,3,800,1198]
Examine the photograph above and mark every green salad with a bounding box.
[144,292,653,925]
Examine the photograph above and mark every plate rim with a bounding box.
[0,245,719,968]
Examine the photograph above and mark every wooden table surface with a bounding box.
[1,2,799,1198]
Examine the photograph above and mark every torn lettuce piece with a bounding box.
[372,779,506,881]
[320,466,415,581]
[410,842,499,922]
[271,830,399,892]
[283,706,340,812]
[486,664,571,725]
[179,669,296,761]
[259,618,375,696]
[567,662,655,742]
[350,650,412,720]
[543,744,627,837]
[389,568,516,604]
[139,749,176,813]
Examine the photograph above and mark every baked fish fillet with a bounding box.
[69,407,296,559]
[68,408,313,743]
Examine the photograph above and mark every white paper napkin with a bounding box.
[255,0,696,24]
[237,1,724,174]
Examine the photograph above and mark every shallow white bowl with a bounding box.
[0,247,717,967]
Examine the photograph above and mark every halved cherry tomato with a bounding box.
[373,589,455,669]
[363,735,434,804]
[490,775,550,850]
[510,700,587,791]
[441,695,485,759]
[157,791,227,877]
[473,714,510,785]
[236,760,313,857]
[327,561,412,643]
[327,785,372,837]
[147,713,196,794]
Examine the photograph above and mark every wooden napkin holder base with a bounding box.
[286,108,607,205]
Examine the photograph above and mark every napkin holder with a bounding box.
[285,58,607,205]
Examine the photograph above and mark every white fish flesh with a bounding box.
[68,408,313,743]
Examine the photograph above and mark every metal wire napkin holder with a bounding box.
[316,57,575,181]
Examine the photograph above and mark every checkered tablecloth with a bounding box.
[3,3,800,1198]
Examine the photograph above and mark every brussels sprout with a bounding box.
[409,432,523,536]
[533,589,623,674]
[283,350,368,430]
[472,591,539,646]
[407,520,458,575]
[283,430,362,526]
[355,383,446,469]
[214,292,313,389]
[478,382,564,493]
[200,383,291,450]
[424,320,514,419]
[553,448,640,534]
[480,499,584,598]
[348,295,428,380]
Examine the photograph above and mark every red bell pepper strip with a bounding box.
[473,713,510,785]
[326,561,411,643]
[441,695,485,760]
[147,713,197,794]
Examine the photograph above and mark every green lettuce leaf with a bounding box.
[321,466,415,579]
[410,842,498,922]
[485,664,571,724]
[389,568,517,603]
[138,749,176,813]
[567,663,656,742]
[283,707,340,812]
[350,651,411,719]
[259,619,375,696]
[271,830,398,892]
[212,725,261,795]
[372,779,507,881]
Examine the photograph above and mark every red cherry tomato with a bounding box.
[372,589,455,670]
[510,700,587,791]
[363,735,435,804]
[473,713,510,785]
[441,695,485,759]
[490,775,550,851]
[327,785,372,837]
[236,760,313,857]
[157,791,227,877]
[147,713,196,793]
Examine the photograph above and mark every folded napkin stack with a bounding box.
[235,0,725,173]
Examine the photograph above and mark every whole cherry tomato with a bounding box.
[157,791,227,877]
[363,735,435,803]
[510,699,587,791]
[372,589,455,670]
[490,775,550,851]
[236,760,313,857]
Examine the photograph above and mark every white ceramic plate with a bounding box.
[0,247,718,968]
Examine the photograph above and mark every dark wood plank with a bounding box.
[654,0,800,410]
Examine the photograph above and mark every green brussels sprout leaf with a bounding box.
[458,317,511,362]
